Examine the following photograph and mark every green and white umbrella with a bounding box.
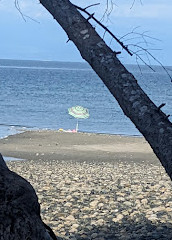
[68,106,89,132]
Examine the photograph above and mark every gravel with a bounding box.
[7,158,172,240]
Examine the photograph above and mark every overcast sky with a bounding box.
[0,0,171,65]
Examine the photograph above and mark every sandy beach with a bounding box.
[0,130,157,164]
[1,130,172,239]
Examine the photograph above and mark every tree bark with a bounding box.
[40,0,172,179]
[0,154,56,240]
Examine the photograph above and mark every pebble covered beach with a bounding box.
[1,131,172,239]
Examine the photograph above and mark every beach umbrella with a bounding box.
[68,106,89,132]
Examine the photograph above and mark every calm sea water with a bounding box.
[0,59,172,138]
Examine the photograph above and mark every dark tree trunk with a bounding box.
[40,0,172,179]
[0,154,56,240]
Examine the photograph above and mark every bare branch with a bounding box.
[15,0,26,22]
[130,0,143,9]
[120,27,161,42]
[100,0,117,22]
[129,45,172,81]
[135,55,143,75]
[84,3,100,10]
[14,0,40,23]
[116,26,172,81]
[102,30,107,40]
[130,0,136,9]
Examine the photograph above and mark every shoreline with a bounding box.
[0,126,142,140]
[0,129,158,165]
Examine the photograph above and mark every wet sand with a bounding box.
[0,130,158,164]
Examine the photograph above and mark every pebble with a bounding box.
[91,233,98,238]
[65,215,76,221]
[7,159,172,240]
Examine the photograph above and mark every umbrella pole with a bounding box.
[76,119,79,132]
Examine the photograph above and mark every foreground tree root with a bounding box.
[0,154,56,240]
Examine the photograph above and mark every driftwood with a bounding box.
[0,153,56,240]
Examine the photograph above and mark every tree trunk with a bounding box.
[40,0,172,179]
[0,154,56,240]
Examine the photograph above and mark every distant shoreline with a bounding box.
[0,125,141,141]
[1,58,171,67]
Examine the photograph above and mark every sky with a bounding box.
[0,0,172,66]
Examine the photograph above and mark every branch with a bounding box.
[130,0,143,9]
[120,26,161,43]
[158,103,166,111]
[100,0,117,22]
[84,3,100,10]
[129,45,172,81]
[119,27,172,81]
[73,4,133,56]
[15,0,26,22]
[14,0,40,23]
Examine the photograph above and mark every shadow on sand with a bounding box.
[56,217,172,240]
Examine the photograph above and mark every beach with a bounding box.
[0,130,172,239]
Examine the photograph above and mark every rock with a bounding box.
[90,200,98,208]
[57,224,64,229]
[66,195,72,200]
[124,201,132,206]
[141,199,148,205]
[98,203,104,208]
[117,214,124,220]
[69,227,77,233]
[112,217,119,223]
[166,207,172,212]
[64,202,72,207]
[122,210,129,216]
[72,223,79,228]
[91,233,98,238]
[147,214,158,221]
[137,194,144,199]
[117,197,125,202]
[96,219,104,225]
[66,215,76,221]
[80,234,88,239]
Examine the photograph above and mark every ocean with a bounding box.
[0,59,172,138]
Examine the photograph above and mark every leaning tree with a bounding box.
[39,0,172,178]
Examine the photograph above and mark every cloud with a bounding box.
[71,0,172,20]
[112,3,172,19]
[1,0,172,22]
[0,0,50,20]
